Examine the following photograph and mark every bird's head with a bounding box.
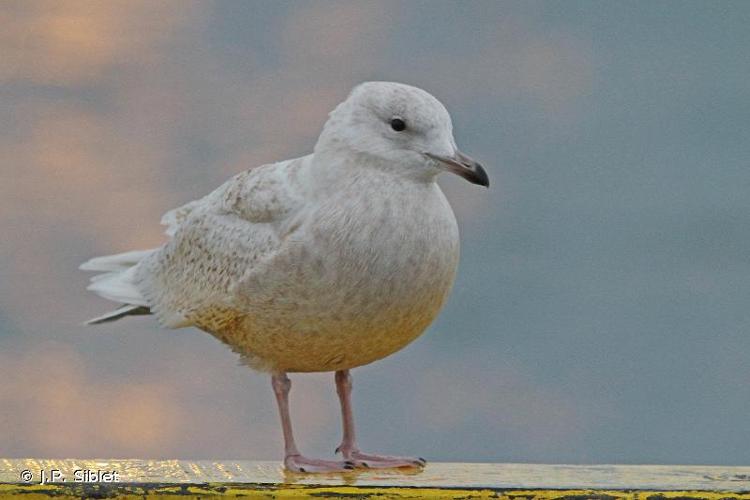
[316,81,489,187]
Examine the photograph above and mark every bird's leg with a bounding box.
[334,369,426,469]
[271,372,354,473]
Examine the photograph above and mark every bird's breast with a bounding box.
[226,182,460,372]
[312,183,459,304]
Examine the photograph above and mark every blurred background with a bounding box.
[1,0,749,465]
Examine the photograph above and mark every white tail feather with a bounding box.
[80,249,154,272]
[81,249,155,323]
[86,266,148,306]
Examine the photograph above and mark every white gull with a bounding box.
[81,81,489,472]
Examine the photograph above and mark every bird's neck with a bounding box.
[307,146,438,197]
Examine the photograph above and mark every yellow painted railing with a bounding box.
[1,459,749,498]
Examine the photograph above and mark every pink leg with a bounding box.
[334,370,426,469]
[271,373,354,473]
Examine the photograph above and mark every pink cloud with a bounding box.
[0,1,205,86]
[0,341,184,457]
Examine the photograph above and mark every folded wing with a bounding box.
[83,155,309,328]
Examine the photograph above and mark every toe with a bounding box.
[285,455,355,473]
[349,452,427,470]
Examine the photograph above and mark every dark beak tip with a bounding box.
[426,151,490,187]
[473,164,490,188]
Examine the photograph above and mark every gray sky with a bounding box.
[1,0,749,465]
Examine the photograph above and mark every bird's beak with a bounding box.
[424,150,489,187]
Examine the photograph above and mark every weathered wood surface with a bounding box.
[1,459,749,498]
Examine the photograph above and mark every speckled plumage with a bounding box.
[82,81,482,375]
[82,81,489,472]
[135,154,459,373]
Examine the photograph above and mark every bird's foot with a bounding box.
[337,448,426,469]
[284,454,355,473]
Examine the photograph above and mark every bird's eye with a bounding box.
[390,118,406,132]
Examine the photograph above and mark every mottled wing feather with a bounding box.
[135,156,308,329]
[161,200,202,237]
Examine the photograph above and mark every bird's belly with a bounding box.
[223,288,449,373]
[204,208,459,372]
